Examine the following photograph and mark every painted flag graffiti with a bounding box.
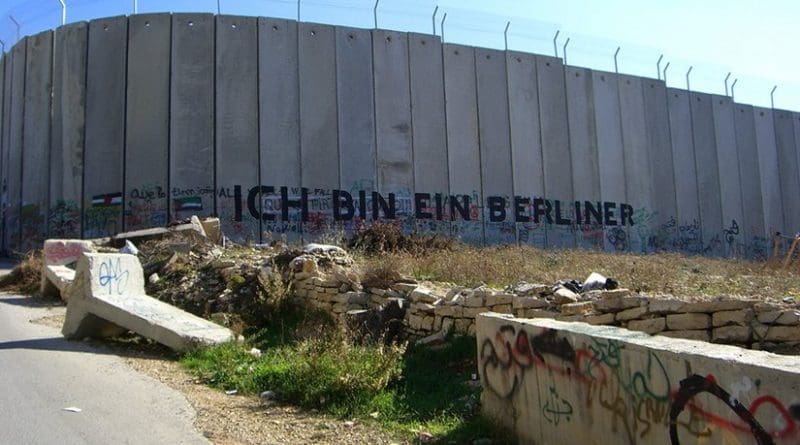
[174,196,203,211]
[91,193,122,207]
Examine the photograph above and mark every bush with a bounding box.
[0,250,43,295]
[347,221,455,255]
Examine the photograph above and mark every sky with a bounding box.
[0,0,798,110]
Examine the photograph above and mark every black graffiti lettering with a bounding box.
[415,193,432,219]
[620,203,634,226]
[604,202,617,226]
[281,186,309,222]
[246,186,275,221]
[543,199,554,224]
[372,192,396,220]
[450,195,471,221]
[434,193,444,220]
[488,196,506,222]
[234,186,242,221]
[333,189,354,221]
[555,200,571,225]
[515,197,531,223]
[585,201,603,226]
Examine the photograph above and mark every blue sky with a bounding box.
[0,0,798,110]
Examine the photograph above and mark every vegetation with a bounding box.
[0,250,42,295]
[181,308,509,443]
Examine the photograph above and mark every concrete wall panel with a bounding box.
[734,105,766,259]
[711,95,746,257]
[299,23,338,239]
[5,41,25,252]
[336,26,375,233]
[258,18,300,240]
[0,57,4,247]
[50,22,87,239]
[537,56,574,248]
[443,44,482,244]
[565,66,601,249]
[409,33,449,236]
[774,111,800,237]
[507,51,545,247]
[216,15,259,243]
[619,74,653,253]
[642,80,678,252]
[20,31,52,252]
[83,17,127,238]
[753,107,784,239]
[373,29,413,230]
[125,14,170,231]
[667,89,702,254]
[593,71,627,252]
[1,55,11,252]
[690,92,723,256]
[476,48,515,245]
[170,14,215,222]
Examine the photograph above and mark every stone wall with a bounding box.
[287,248,800,352]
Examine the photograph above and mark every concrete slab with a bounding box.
[5,39,26,253]
[299,22,338,240]
[506,51,545,248]
[125,14,170,231]
[774,110,800,236]
[667,88,702,254]
[592,71,627,252]
[40,239,96,298]
[565,67,601,250]
[537,55,574,248]
[63,253,235,351]
[477,312,800,445]
[216,15,259,244]
[50,22,87,239]
[336,26,375,234]
[258,18,301,242]
[83,17,127,239]
[373,29,413,231]
[753,107,785,237]
[690,92,724,256]
[712,95,746,257]
[409,33,449,237]
[734,105,767,259]
[170,14,215,222]
[443,44,482,245]
[476,47,514,245]
[642,79,678,252]
[20,31,52,252]
[619,74,653,254]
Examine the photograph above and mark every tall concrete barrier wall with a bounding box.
[0,13,796,258]
[477,312,800,445]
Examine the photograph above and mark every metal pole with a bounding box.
[59,0,67,25]
[724,72,731,96]
[216,0,220,15]
[656,54,663,80]
[0,39,5,54]
[771,85,777,109]
[552,30,560,57]
[440,13,447,43]
[731,78,738,101]
[504,21,510,51]
[562,37,570,65]
[132,0,137,15]
[297,0,300,22]
[663,62,670,84]
[432,6,438,35]
[9,15,20,43]
[373,0,379,29]
[685,66,693,91]
[613,46,620,73]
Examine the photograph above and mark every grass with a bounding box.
[181,308,509,443]
[0,250,42,294]
[352,244,800,300]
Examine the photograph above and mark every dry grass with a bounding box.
[358,244,800,300]
[0,250,42,295]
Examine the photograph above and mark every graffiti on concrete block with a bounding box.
[97,256,130,296]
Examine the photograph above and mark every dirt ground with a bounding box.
[31,312,409,445]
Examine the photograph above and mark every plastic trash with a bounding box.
[119,240,139,256]
[582,272,619,292]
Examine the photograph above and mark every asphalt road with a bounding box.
[0,289,210,445]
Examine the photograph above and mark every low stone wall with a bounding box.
[287,249,800,351]
[476,312,800,445]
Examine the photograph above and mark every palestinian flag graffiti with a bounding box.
[174,196,203,211]
[91,193,122,207]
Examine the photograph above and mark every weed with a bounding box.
[0,250,43,295]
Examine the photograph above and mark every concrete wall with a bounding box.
[0,13,797,257]
[477,312,800,445]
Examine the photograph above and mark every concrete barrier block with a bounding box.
[41,239,96,298]
[477,312,800,445]
[62,253,234,351]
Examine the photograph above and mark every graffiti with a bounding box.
[607,227,628,251]
[542,385,573,425]
[676,219,703,254]
[129,186,166,201]
[480,324,798,444]
[84,205,121,238]
[723,219,740,244]
[43,241,85,265]
[97,257,129,295]
[19,204,46,252]
[126,183,168,230]
[48,200,80,238]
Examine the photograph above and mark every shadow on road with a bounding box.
[0,295,64,308]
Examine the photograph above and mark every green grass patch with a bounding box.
[181,320,509,443]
